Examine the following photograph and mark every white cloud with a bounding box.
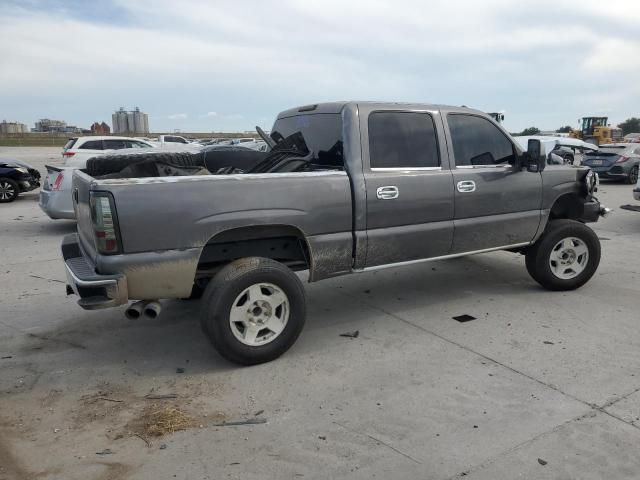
[167,113,187,120]
[0,0,639,131]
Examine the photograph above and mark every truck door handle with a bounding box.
[376,186,399,199]
[456,180,476,193]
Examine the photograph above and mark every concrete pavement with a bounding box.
[1,147,639,480]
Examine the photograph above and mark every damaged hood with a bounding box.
[0,157,36,169]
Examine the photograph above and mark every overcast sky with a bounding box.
[1,0,639,133]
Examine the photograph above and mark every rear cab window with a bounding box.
[447,114,515,166]
[270,113,344,168]
[368,111,440,169]
[63,138,77,150]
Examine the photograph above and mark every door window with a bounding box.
[368,111,440,169]
[448,114,515,166]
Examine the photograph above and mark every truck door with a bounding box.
[443,113,543,253]
[361,107,455,268]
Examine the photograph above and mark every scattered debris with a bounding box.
[339,330,359,339]
[133,433,151,447]
[1,356,12,359]
[96,449,113,455]
[318,435,326,440]
[28,274,65,284]
[253,410,265,417]
[159,444,167,450]
[620,204,640,213]
[176,368,185,374]
[144,393,178,400]
[96,397,123,403]
[229,462,240,466]
[598,237,610,241]
[363,290,371,294]
[129,405,195,438]
[537,458,548,466]
[473,425,478,429]
[543,341,555,345]
[453,314,477,323]
[212,418,267,427]
[53,428,60,433]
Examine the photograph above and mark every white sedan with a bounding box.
[40,145,201,220]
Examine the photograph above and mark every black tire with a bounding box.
[627,165,639,185]
[200,257,306,365]
[0,178,19,203]
[525,219,601,291]
[86,152,201,177]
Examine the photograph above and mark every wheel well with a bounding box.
[549,193,584,221]
[195,225,311,280]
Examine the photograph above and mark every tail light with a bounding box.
[616,155,629,163]
[52,171,64,191]
[63,151,75,157]
[90,192,121,254]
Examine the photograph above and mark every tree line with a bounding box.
[514,118,640,137]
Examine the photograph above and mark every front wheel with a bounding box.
[525,219,601,291]
[200,257,306,365]
[0,178,19,203]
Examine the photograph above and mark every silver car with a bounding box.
[582,143,640,184]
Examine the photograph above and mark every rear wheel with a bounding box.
[525,220,601,291]
[627,165,639,185]
[0,178,19,203]
[200,257,306,365]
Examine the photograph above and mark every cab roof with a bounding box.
[276,101,485,119]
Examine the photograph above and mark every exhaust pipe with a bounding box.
[125,301,147,320]
[143,301,162,319]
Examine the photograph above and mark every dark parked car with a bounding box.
[582,144,640,184]
[0,158,41,203]
[551,146,575,164]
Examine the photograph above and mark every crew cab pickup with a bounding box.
[62,102,607,365]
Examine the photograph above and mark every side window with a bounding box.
[448,114,515,166]
[79,140,104,150]
[369,111,440,169]
[103,139,127,149]
[125,140,150,149]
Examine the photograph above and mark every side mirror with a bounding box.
[526,139,546,173]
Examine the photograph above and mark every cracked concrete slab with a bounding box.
[1,147,640,479]
[459,411,640,480]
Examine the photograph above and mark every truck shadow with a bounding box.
[7,250,591,389]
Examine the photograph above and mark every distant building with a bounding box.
[32,118,82,133]
[112,107,149,134]
[90,121,111,135]
[0,120,29,134]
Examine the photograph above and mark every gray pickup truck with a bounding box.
[62,102,607,365]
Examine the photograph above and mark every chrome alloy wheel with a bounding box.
[229,283,289,346]
[549,237,589,280]
[0,181,16,201]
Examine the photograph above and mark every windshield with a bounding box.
[271,113,343,167]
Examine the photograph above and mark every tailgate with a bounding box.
[72,170,98,262]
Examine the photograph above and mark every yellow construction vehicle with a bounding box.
[570,117,623,146]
